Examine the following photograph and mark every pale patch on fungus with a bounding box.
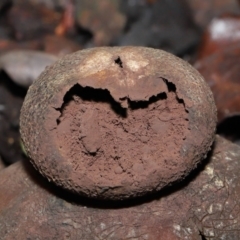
[173,224,181,232]
[205,166,214,178]
[79,51,113,77]
[214,178,224,188]
[207,204,213,214]
[125,59,149,72]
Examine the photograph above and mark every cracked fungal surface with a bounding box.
[20,47,217,199]
[54,79,188,197]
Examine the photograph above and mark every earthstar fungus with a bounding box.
[20,47,217,200]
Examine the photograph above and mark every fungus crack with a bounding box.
[55,83,169,125]
[199,230,207,240]
[162,78,188,113]
[120,93,167,110]
[54,79,188,127]
[55,84,127,123]
[114,56,123,68]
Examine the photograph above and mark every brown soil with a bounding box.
[54,79,189,198]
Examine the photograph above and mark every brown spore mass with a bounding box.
[54,79,189,198]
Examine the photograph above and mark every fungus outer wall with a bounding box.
[20,47,216,200]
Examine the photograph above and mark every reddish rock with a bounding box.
[198,15,240,59]
[186,0,240,27]
[195,43,240,122]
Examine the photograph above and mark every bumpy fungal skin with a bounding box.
[20,47,217,200]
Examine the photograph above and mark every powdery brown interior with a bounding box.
[54,79,189,190]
